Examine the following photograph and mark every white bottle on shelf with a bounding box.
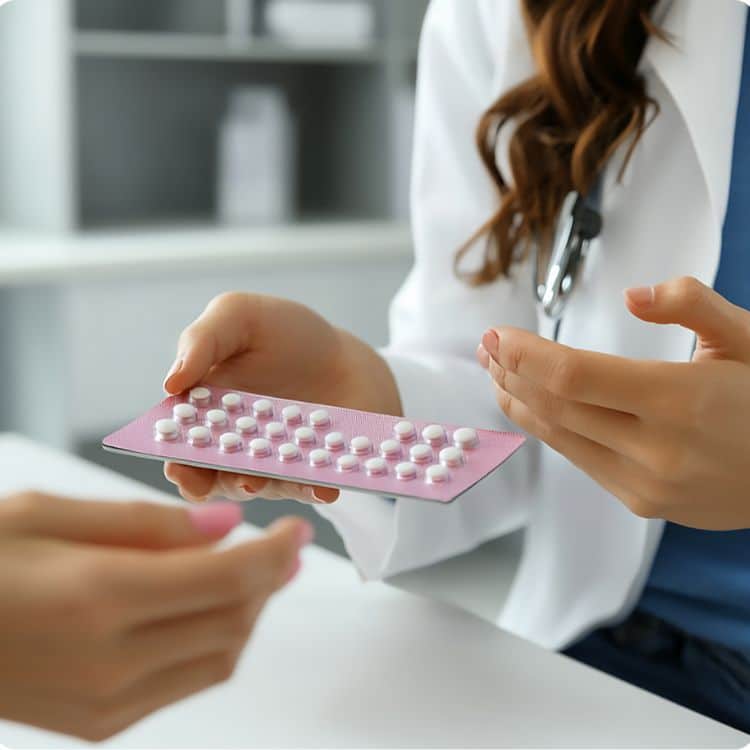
[226,0,255,41]
[217,87,296,226]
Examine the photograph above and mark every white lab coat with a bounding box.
[319,0,749,650]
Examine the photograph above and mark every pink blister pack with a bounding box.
[102,386,525,504]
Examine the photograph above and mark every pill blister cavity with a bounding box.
[265,422,286,440]
[249,438,272,457]
[380,439,401,459]
[155,418,179,442]
[453,427,479,449]
[219,432,242,453]
[253,399,274,418]
[187,425,211,446]
[395,461,418,480]
[222,393,243,412]
[189,387,211,407]
[281,405,302,425]
[173,403,197,425]
[294,427,316,445]
[309,409,331,428]
[394,421,417,442]
[325,432,345,451]
[350,436,372,456]
[426,465,449,484]
[278,443,300,463]
[365,457,388,476]
[422,424,446,446]
[439,446,463,468]
[206,409,228,428]
[410,444,433,464]
[309,449,332,468]
[337,454,359,472]
[235,416,258,435]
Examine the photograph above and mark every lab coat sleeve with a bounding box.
[317,0,539,580]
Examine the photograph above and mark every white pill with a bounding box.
[336,454,359,472]
[394,421,416,441]
[309,449,332,468]
[425,465,449,484]
[206,409,228,427]
[189,387,211,406]
[278,443,300,462]
[422,424,446,445]
[410,444,433,463]
[439,446,464,468]
[309,409,331,428]
[235,416,258,435]
[453,427,479,449]
[249,438,272,457]
[219,432,242,453]
[294,427,316,445]
[365,457,388,476]
[395,461,418,480]
[253,399,274,418]
[222,393,243,411]
[325,432,346,451]
[265,422,286,440]
[155,418,179,441]
[187,425,211,446]
[350,436,372,455]
[173,403,197,424]
[380,439,401,459]
[281,405,302,424]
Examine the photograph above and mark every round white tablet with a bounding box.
[365,457,388,476]
[187,425,211,447]
[336,454,359,472]
[154,418,179,441]
[410,444,433,463]
[278,443,300,462]
[393,420,416,442]
[309,409,331,428]
[189,387,211,407]
[453,427,479,449]
[380,439,401,459]
[173,403,197,424]
[350,436,372,455]
[439,446,464,468]
[252,399,274,418]
[265,422,286,440]
[309,449,332,468]
[294,427,316,445]
[425,465,449,484]
[249,438,272,457]
[281,405,302,424]
[325,432,346,451]
[221,393,242,412]
[206,409,228,427]
[395,461,417,480]
[422,424,446,445]
[235,416,258,435]
[219,432,242,453]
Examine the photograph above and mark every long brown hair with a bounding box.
[456,0,665,284]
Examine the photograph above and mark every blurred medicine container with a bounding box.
[217,87,296,225]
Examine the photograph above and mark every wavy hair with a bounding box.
[456,0,666,284]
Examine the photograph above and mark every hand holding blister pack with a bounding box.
[103,386,525,503]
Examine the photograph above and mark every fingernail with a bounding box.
[285,556,302,583]
[187,502,243,537]
[476,343,490,370]
[312,487,339,504]
[297,521,315,547]
[624,286,654,307]
[239,483,258,499]
[163,357,184,392]
[482,329,499,353]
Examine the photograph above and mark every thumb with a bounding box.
[624,276,750,362]
[1,493,243,550]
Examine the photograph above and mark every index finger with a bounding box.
[488,327,679,416]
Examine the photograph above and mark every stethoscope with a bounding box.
[533,179,603,341]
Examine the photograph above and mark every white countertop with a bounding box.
[0,433,746,749]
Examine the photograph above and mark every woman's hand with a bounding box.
[477,276,750,530]
[0,491,311,741]
[162,293,401,505]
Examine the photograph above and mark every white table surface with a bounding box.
[0,434,746,749]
